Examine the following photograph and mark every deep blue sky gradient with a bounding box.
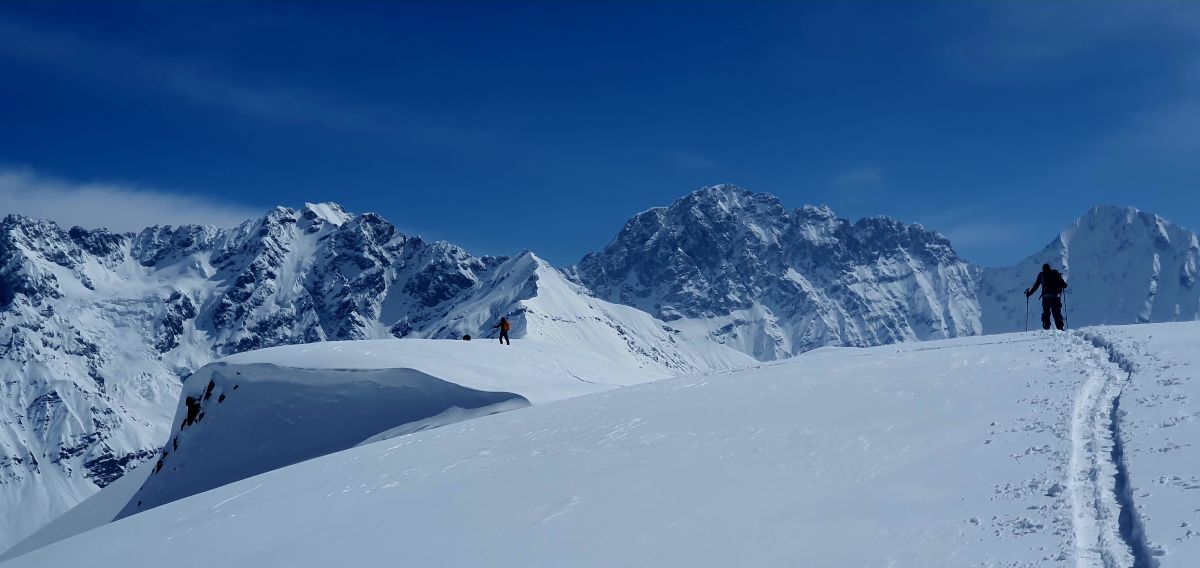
[2,1,1198,266]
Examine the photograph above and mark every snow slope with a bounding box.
[9,323,1198,566]
[2,337,698,558]
[0,461,152,561]
[114,363,527,522]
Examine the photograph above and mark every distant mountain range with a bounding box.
[2,184,1197,551]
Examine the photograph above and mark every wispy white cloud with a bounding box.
[828,166,883,190]
[0,167,259,231]
[664,150,720,170]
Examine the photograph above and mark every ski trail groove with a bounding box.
[1068,331,1158,568]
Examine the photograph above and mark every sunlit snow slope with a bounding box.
[8,323,1197,567]
[1,337,697,559]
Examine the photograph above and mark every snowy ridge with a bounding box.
[114,361,527,522]
[8,322,1200,567]
[2,338,692,558]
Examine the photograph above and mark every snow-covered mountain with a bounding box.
[978,204,1200,333]
[0,203,746,552]
[4,186,1199,554]
[573,184,983,360]
[574,186,1200,360]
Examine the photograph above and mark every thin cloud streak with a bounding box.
[0,167,259,232]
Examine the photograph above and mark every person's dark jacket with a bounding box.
[1026,269,1068,298]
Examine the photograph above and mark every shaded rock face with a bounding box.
[574,185,983,360]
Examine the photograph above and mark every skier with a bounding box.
[493,317,511,345]
[1025,263,1069,331]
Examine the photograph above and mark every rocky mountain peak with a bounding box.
[574,187,980,359]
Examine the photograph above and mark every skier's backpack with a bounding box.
[1048,270,1067,294]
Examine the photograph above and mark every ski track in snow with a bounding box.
[211,484,263,510]
[1067,331,1157,568]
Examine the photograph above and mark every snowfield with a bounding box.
[0,337,698,560]
[6,322,1197,567]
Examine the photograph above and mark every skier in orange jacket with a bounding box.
[494,317,511,345]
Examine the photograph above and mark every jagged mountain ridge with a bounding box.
[0,202,745,551]
[572,185,983,360]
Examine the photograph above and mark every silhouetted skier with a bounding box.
[493,317,511,345]
[1025,263,1069,331]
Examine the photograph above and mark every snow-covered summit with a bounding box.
[301,202,351,226]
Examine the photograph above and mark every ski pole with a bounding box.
[1025,295,1029,332]
[1063,289,1068,331]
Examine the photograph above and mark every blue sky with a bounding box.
[1,1,1198,267]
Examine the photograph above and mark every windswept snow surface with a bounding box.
[113,363,527,522]
[118,337,680,522]
[9,324,1199,567]
[0,461,152,561]
[2,338,683,558]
